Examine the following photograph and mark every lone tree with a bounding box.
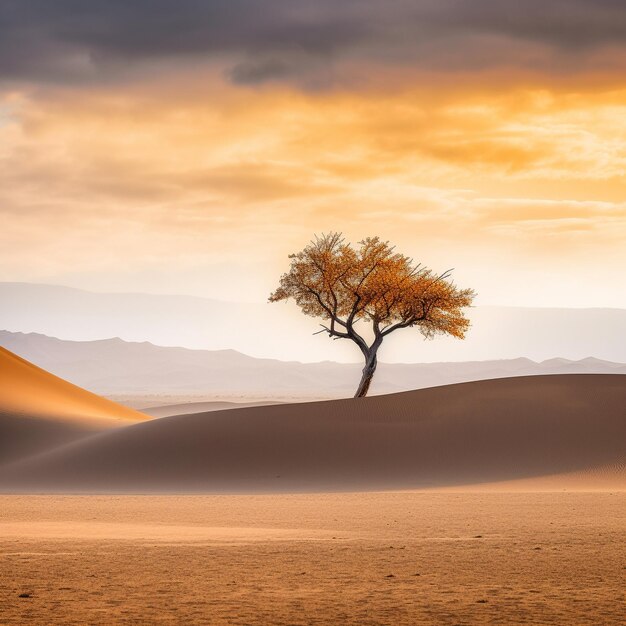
[269,233,475,397]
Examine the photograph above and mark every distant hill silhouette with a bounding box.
[1,282,626,363]
[1,330,625,400]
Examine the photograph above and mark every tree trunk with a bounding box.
[354,350,378,398]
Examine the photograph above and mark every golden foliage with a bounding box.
[270,233,475,343]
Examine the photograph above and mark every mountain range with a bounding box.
[1,329,624,403]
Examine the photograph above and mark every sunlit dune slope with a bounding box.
[0,347,148,465]
[0,347,147,424]
[1,375,624,493]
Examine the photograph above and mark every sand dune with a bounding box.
[0,347,147,465]
[143,400,282,418]
[1,374,624,493]
[0,347,147,424]
[0,414,112,468]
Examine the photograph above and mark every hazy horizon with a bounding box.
[2,281,626,364]
[6,279,626,311]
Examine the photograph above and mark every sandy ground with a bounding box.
[1,492,624,625]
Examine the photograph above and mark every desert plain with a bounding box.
[1,492,625,626]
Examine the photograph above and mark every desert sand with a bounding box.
[0,347,146,425]
[1,492,624,625]
[1,372,624,492]
[0,347,147,466]
[142,399,283,418]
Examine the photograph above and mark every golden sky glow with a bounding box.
[2,1,626,307]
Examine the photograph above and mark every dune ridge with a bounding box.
[1,374,624,493]
[0,347,147,424]
[0,347,148,466]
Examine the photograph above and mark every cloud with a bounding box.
[3,1,626,88]
[1,73,626,306]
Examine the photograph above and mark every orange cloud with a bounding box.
[1,78,625,305]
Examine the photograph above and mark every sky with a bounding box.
[1,0,626,308]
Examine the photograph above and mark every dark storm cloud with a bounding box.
[3,0,626,86]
